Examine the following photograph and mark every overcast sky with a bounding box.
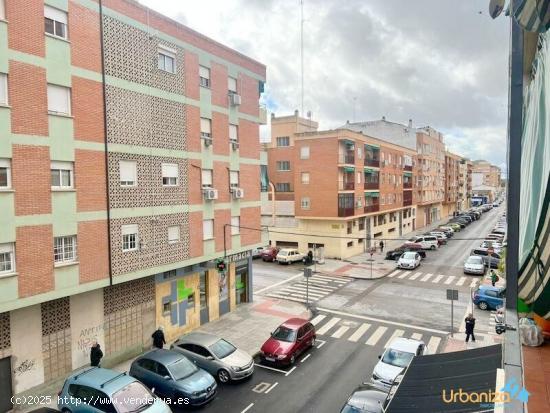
[140,0,510,173]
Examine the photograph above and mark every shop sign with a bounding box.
[227,250,252,263]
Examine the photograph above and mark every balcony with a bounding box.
[403,197,413,206]
[364,181,379,190]
[339,181,355,191]
[338,207,355,217]
[364,204,380,213]
[364,158,380,168]
[403,181,413,189]
[338,153,355,164]
[404,165,413,172]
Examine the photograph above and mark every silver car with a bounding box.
[171,332,254,383]
[463,255,485,275]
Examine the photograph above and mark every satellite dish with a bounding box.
[488,0,505,19]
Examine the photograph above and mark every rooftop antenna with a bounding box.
[300,0,304,116]
[353,96,357,123]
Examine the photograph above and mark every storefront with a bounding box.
[226,250,253,306]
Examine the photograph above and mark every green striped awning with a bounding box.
[364,143,380,150]
[342,139,354,146]
[364,168,374,173]
[364,191,380,197]
[343,166,355,172]
[403,171,413,177]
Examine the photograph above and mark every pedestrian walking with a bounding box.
[152,326,166,349]
[90,341,103,367]
[379,240,384,253]
[490,270,499,287]
[465,313,476,343]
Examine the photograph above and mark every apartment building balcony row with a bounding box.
[403,191,413,206]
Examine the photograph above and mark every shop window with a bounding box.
[163,302,171,315]
[187,293,195,309]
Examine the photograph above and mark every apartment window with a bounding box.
[277,161,290,171]
[229,124,238,142]
[51,161,73,189]
[0,243,15,274]
[300,146,310,159]
[158,46,176,74]
[0,73,7,105]
[347,241,353,248]
[167,226,180,244]
[230,171,239,188]
[44,5,68,40]
[200,118,212,140]
[301,172,310,184]
[0,158,11,189]
[201,169,213,187]
[380,195,385,205]
[119,160,137,187]
[54,235,77,264]
[228,76,237,93]
[121,224,139,252]
[301,197,310,210]
[276,136,290,147]
[47,84,71,115]
[203,219,214,240]
[231,216,240,235]
[276,183,290,192]
[162,163,178,186]
[0,0,5,20]
[199,66,210,87]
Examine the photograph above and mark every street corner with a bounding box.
[252,297,311,320]
[326,261,393,280]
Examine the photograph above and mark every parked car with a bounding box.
[397,252,421,270]
[463,255,486,275]
[260,318,316,366]
[446,223,462,231]
[252,246,266,258]
[372,337,426,389]
[480,241,502,254]
[340,382,390,413]
[276,248,304,265]
[129,349,217,406]
[385,244,426,261]
[472,285,505,310]
[407,236,438,250]
[427,232,447,245]
[171,332,254,383]
[492,228,506,236]
[437,227,454,237]
[486,233,505,242]
[458,215,473,223]
[492,202,499,207]
[471,248,501,268]
[58,367,170,413]
[261,246,280,262]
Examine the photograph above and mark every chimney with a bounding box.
[382,116,386,121]
[408,119,412,128]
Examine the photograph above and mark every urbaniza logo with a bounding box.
[441,378,529,405]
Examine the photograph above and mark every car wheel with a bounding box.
[430,245,436,250]
[289,354,296,365]
[217,369,231,383]
[478,301,488,310]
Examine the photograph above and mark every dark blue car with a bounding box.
[129,349,217,407]
[472,285,505,310]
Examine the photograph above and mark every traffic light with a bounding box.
[216,258,226,273]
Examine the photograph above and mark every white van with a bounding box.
[408,236,439,250]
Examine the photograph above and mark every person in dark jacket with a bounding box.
[152,326,166,349]
[465,314,476,342]
[379,240,385,253]
[90,342,103,367]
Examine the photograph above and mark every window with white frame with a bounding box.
[231,216,240,235]
[277,161,290,171]
[0,243,15,274]
[300,146,310,159]
[229,124,238,142]
[230,171,239,188]
[51,161,73,189]
[162,163,178,186]
[199,66,210,87]
[119,160,137,187]
[158,46,176,73]
[200,118,211,140]
[44,5,68,40]
[0,73,7,105]
[47,84,71,115]
[228,76,237,94]
[0,0,5,20]
[168,225,180,244]
[121,224,139,252]
[301,172,310,184]
[54,235,77,264]
[301,197,310,210]
[0,158,11,189]
[276,136,290,147]
[203,219,214,240]
[201,169,213,188]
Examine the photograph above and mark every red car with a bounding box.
[261,247,280,262]
[260,318,316,365]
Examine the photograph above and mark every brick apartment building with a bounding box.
[264,112,418,259]
[471,159,502,202]
[442,150,461,217]
[458,158,473,210]
[0,0,265,405]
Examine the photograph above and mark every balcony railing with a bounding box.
[364,181,379,190]
[365,158,380,168]
[403,181,413,189]
[403,197,413,206]
[364,204,380,213]
[339,181,355,190]
[404,165,413,172]
[338,153,355,164]
[338,207,355,217]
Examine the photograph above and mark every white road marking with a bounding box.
[470,279,478,288]
[366,326,388,346]
[316,317,341,335]
[310,314,327,326]
[420,273,433,282]
[294,283,336,293]
[312,274,349,283]
[241,403,254,413]
[409,272,422,280]
[332,326,350,338]
[432,274,445,283]
[285,366,297,376]
[306,279,329,285]
[398,271,410,279]
[427,336,442,354]
[265,382,279,394]
[444,276,456,285]
[456,276,467,286]
[316,339,327,348]
[348,323,371,342]
[255,273,305,294]
[384,329,404,347]
[316,307,448,334]
[280,287,324,298]
[410,333,423,340]
[388,270,401,278]
[300,354,311,363]
[254,363,288,374]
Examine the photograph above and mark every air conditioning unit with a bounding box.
[230,140,239,150]
[232,187,244,199]
[229,93,242,106]
[203,188,218,200]
[202,137,212,147]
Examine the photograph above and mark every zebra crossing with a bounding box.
[310,313,445,354]
[265,273,352,303]
[387,269,479,288]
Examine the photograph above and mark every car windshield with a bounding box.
[271,326,297,342]
[467,256,483,264]
[168,358,198,380]
[401,252,416,259]
[112,381,154,413]
[382,348,414,368]
[279,251,288,256]
[209,339,236,359]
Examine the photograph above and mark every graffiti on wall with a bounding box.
[13,359,36,376]
[77,324,104,355]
